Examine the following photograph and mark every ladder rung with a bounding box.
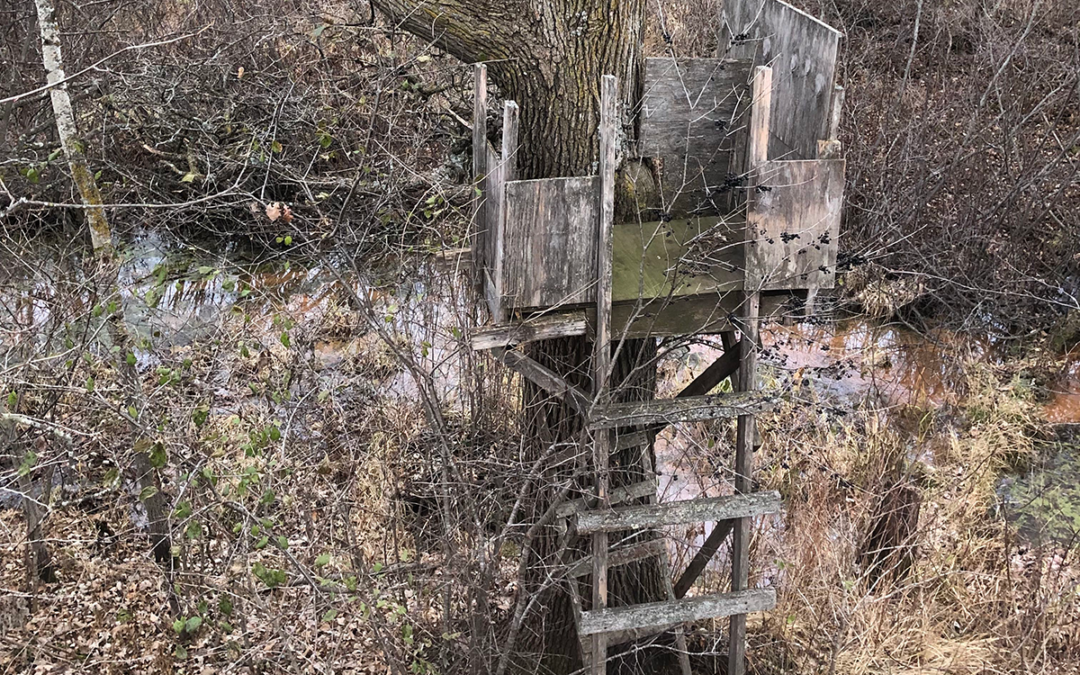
[579,620,682,658]
[568,539,667,578]
[575,491,781,534]
[588,393,778,429]
[557,479,656,518]
[579,588,776,637]
[471,311,587,351]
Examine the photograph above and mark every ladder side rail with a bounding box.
[729,64,772,675]
[589,74,619,675]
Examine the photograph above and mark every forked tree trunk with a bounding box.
[371,2,672,672]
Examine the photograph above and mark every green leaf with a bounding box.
[144,288,159,308]
[174,645,188,660]
[185,616,202,633]
[219,597,233,616]
[7,391,17,408]
[173,502,192,519]
[25,168,39,184]
[17,451,37,478]
[271,140,283,153]
[85,376,95,392]
[315,553,330,567]
[318,132,333,148]
[283,235,293,246]
[172,619,186,634]
[321,608,338,622]
[149,442,168,469]
[180,172,196,183]
[126,352,136,366]
[280,332,290,348]
[197,265,213,276]
[139,485,158,501]
[127,405,137,418]
[192,406,209,428]
[255,536,269,550]
[269,426,281,441]
[276,535,288,549]
[222,278,236,292]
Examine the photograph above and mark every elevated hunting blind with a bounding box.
[468,1,845,673]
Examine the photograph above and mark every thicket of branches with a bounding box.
[0,0,476,255]
[802,0,1080,333]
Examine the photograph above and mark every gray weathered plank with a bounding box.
[472,64,488,292]
[557,480,657,519]
[568,539,667,578]
[490,347,592,414]
[588,392,778,430]
[579,589,776,636]
[575,490,781,533]
[722,0,842,160]
[640,57,754,217]
[589,75,619,675]
[501,176,599,309]
[607,291,791,338]
[471,311,587,351]
[745,158,844,290]
[482,100,519,321]
[483,141,504,319]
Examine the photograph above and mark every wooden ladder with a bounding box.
[470,68,779,675]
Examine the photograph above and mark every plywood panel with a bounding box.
[722,0,841,160]
[501,176,599,309]
[639,57,754,217]
[745,159,844,290]
[610,216,744,304]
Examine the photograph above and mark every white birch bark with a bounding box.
[33,0,112,252]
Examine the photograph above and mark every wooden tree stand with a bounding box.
[468,3,845,673]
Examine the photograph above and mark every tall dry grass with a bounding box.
[752,363,1078,673]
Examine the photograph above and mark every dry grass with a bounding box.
[750,360,1079,674]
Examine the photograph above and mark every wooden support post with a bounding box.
[589,74,618,675]
[730,65,771,675]
[489,100,518,322]
[472,64,488,293]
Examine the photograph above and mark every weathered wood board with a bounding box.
[607,290,795,338]
[482,142,504,318]
[639,57,754,217]
[722,0,841,159]
[501,176,599,309]
[471,310,587,351]
[579,588,776,636]
[745,159,844,290]
[576,491,781,533]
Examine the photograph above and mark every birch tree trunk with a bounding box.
[33,0,111,252]
[33,0,173,586]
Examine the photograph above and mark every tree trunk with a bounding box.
[33,0,111,251]
[372,2,672,672]
[33,0,173,583]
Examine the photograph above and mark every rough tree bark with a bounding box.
[372,2,674,672]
